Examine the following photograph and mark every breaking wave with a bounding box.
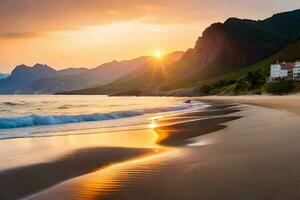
[0,104,197,129]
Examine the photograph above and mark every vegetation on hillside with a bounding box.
[159,9,300,91]
[189,38,300,95]
[264,79,295,94]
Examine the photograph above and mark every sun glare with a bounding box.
[154,50,162,59]
[148,119,158,129]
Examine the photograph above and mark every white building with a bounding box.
[270,63,288,79]
[293,62,300,80]
[270,62,295,80]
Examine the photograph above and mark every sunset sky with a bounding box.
[1,0,300,72]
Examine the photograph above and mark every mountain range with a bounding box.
[64,9,300,95]
[63,51,184,95]
[2,9,300,95]
[0,57,156,94]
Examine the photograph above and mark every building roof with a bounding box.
[281,62,295,70]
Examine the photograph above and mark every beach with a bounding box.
[1,96,300,199]
[2,2,300,200]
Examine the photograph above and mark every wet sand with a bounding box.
[109,102,300,200]
[3,97,300,200]
[199,95,300,116]
[0,103,237,200]
[0,148,156,200]
[0,128,161,200]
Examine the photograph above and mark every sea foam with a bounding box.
[0,104,197,129]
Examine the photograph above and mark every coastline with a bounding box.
[2,97,300,199]
[0,101,235,199]
[0,127,162,200]
[199,95,300,116]
[29,99,300,200]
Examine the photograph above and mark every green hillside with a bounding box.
[160,9,300,90]
[190,38,300,95]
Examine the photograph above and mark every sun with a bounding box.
[154,50,162,59]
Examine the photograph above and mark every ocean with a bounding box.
[0,95,207,139]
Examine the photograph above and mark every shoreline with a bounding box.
[2,97,300,199]
[28,102,245,199]
[199,95,300,116]
[29,99,300,200]
[31,97,300,200]
[0,101,237,199]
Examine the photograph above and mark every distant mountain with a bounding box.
[0,64,89,94]
[22,57,151,94]
[57,68,89,76]
[60,51,184,95]
[71,56,152,88]
[0,64,57,93]
[0,56,151,94]
[19,67,89,94]
[0,73,9,80]
[104,51,184,94]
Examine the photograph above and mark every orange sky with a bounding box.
[0,0,300,72]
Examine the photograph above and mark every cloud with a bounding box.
[0,32,41,40]
[0,0,300,72]
[0,0,166,34]
[1,0,300,36]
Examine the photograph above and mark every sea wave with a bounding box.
[0,104,199,129]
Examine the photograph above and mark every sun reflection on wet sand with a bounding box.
[0,127,160,172]
[0,112,175,172]
[30,149,180,200]
[76,151,172,199]
[13,112,206,200]
[28,114,191,200]
[148,119,158,129]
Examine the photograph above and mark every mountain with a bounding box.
[0,64,57,93]
[22,56,151,94]
[70,56,152,88]
[57,68,89,76]
[4,9,300,95]
[160,9,300,90]
[60,51,184,95]
[0,64,89,94]
[104,51,184,93]
[63,9,300,95]
[0,56,151,94]
[19,67,89,94]
[150,38,300,96]
[202,38,300,95]
[0,73,9,80]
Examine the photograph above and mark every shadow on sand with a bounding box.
[154,103,242,145]
[0,147,155,200]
